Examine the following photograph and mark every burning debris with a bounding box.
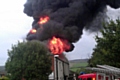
[30,29,37,34]
[24,0,120,54]
[38,16,50,24]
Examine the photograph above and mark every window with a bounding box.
[87,78,92,80]
[79,78,86,80]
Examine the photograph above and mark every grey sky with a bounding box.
[0,1,120,66]
[0,0,33,65]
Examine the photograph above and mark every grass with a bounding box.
[71,62,88,68]
[70,62,88,72]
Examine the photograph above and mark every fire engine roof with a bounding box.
[86,65,120,77]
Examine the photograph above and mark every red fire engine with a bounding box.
[78,65,120,80]
[78,73,111,80]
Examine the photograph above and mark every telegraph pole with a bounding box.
[54,55,59,80]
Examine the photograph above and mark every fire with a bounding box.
[30,29,36,34]
[38,16,49,24]
[48,37,70,55]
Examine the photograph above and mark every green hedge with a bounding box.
[0,76,9,80]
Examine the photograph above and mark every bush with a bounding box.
[0,76,9,80]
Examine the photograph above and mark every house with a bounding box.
[0,66,7,77]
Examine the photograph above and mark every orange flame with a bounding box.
[38,16,49,24]
[48,37,70,55]
[30,29,36,34]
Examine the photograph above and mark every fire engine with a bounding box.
[78,65,120,80]
[78,73,113,80]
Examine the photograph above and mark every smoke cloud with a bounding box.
[24,0,120,50]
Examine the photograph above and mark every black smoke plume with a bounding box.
[24,0,120,51]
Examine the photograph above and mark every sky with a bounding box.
[0,0,120,66]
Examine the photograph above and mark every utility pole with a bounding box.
[54,55,59,80]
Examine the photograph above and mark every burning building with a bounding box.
[24,0,120,55]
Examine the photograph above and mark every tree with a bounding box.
[89,19,120,67]
[5,40,52,80]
